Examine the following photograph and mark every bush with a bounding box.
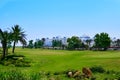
[106,70,116,74]
[90,66,105,73]
[0,54,31,67]
[54,72,61,75]
[103,70,120,80]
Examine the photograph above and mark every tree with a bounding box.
[28,40,34,48]
[67,36,82,50]
[34,41,38,49]
[41,38,45,48]
[86,39,92,50]
[11,25,26,53]
[21,39,27,49]
[6,41,12,55]
[34,39,44,48]
[94,32,111,50]
[0,29,11,60]
[37,39,44,48]
[52,40,62,49]
[41,38,45,44]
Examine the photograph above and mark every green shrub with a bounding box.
[54,72,61,75]
[6,54,25,60]
[90,66,105,73]
[103,71,120,80]
[0,54,31,67]
[14,60,30,67]
[106,70,116,74]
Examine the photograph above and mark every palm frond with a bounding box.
[11,24,27,43]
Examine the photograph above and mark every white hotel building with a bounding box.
[43,35,92,47]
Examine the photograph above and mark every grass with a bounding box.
[0,48,120,79]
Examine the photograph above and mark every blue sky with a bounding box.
[0,0,120,40]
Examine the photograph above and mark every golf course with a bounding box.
[0,48,120,80]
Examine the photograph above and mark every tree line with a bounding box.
[1,25,120,60]
[26,33,112,51]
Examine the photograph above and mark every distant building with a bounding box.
[44,38,52,47]
[42,35,120,50]
[43,35,95,47]
[52,36,61,40]
[80,34,94,47]
[110,37,117,48]
[43,36,68,47]
[80,34,91,42]
[61,37,68,46]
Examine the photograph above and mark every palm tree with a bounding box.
[11,25,26,53]
[21,39,27,49]
[0,29,11,60]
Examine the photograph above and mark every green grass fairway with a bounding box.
[1,48,120,72]
[0,48,120,79]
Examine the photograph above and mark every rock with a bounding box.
[82,67,92,78]
[73,70,81,78]
[49,77,55,80]
[68,71,73,77]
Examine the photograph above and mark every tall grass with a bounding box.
[1,68,120,80]
[0,69,27,80]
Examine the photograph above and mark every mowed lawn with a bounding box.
[0,48,120,73]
